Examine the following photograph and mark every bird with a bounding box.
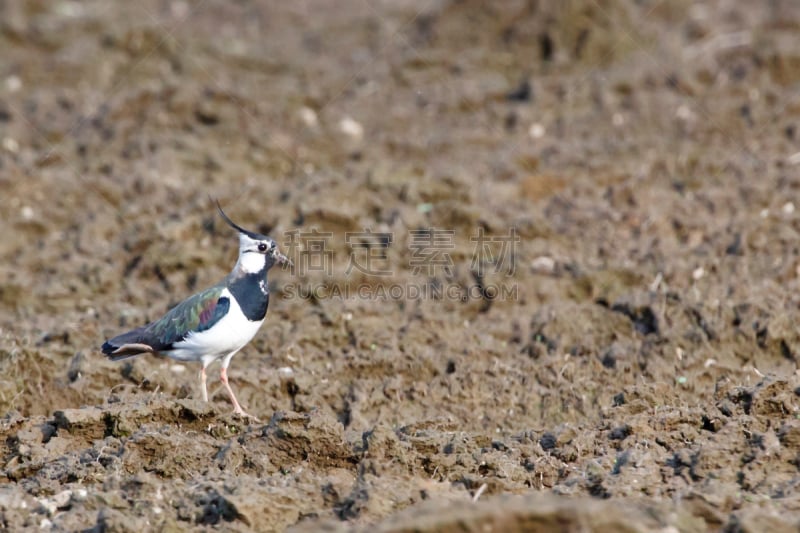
[101,201,290,419]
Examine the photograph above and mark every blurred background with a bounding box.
[2,0,800,530]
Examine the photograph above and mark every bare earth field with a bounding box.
[3,1,800,531]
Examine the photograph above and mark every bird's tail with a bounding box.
[102,327,155,361]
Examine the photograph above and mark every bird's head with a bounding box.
[216,201,291,274]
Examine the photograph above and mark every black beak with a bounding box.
[272,248,292,267]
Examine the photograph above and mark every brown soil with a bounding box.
[3,1,800,531]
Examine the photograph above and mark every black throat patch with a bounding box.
[227,270,270,321]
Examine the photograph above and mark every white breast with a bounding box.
[168,288,264,365]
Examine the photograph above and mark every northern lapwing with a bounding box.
[101,202,291,419]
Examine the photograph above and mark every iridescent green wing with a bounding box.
[144,283,229,350]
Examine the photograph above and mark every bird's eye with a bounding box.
[257,243,268,252]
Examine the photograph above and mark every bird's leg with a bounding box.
[200,366,209,402]
[220,366,259,421]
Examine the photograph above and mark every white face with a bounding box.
[239,233,275,255]
[236,233,288,274]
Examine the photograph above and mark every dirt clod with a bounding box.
[4,0,800,531]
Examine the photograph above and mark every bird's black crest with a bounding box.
[214,199,262,240]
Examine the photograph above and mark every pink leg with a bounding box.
[220,366,258,420]
[200,366,209,402]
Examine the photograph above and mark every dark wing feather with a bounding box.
[144,284,229,348]
[102,284,229,357]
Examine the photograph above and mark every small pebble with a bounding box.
[38,490,72,516]
[2,137,19,153]
[528,123,545,139]
[299,107,318,128]
[530,256,556,274]
[339,117,363,140]
[6,75,21,92]
[692,267,705,280]
[676,105,693,121]
[782,202,795,215]
[649,272,663,292]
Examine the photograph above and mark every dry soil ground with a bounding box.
[3,1,800,531]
